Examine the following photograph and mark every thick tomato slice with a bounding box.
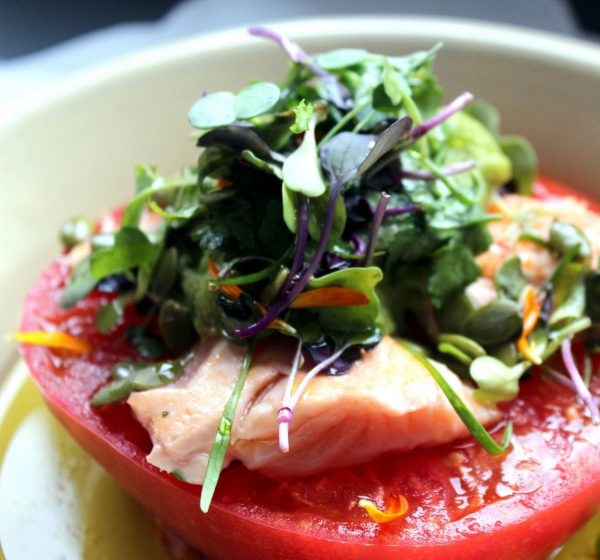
[18,178,600,560]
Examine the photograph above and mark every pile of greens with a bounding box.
[57,28,600,507]
[61,30,531,355]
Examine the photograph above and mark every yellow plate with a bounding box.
[1,360,599,559]
[0,362,168,560]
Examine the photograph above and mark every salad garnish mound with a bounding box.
[15,28,600,519]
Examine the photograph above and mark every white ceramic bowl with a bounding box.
[1,15,599,375]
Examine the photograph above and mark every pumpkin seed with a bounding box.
[464,299,522,346]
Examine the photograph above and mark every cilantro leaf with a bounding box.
[428,239,481,308]
[90,227,158,281]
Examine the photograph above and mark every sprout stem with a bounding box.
[410,91,474,140]
[363,192,390,266]
[561,339,600,424]
[278,340,304,452]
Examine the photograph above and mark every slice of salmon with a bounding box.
[129,337,498,483]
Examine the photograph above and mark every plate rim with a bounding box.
[1,14,600,131]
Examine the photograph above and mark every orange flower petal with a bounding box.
[290,287,369,309]
[359,495,409,524]
[517,337,541,364]
[215,179,232,190]
[11,331,91,355]
[517,286,542,364]
[521,286,541,338]
[207,256,242,301]
[207,255,220,277]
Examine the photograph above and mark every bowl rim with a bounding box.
[1,14,599,130]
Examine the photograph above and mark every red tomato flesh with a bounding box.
[19,178,600,560]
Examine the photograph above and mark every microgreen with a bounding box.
[496,257,528,301]
[319,132,376,184]
[96,295,127,333]
[234,82,281,119]
[248,26,351,109]
[363,192,390,266]
[283,108,328,198]
[90,228,157,281]
[290,99,314,134]
[401,341,513,454]
[314,48,368,70]
[198,126,277,160]
[410,91,474,140]
[241,150,283,179]
[438,333,486,359]
[60,256,97,309]
[201,344,254,513]
[562,338,600,424]
[278,339,303,453]
[498,136,537,195]
[549,221,591,263]
[59,216,93,249]
[278,343,351,453]
[188,82,280,129]
[429,238,482,308]
[470,356,528,402]
[211,248,292,286]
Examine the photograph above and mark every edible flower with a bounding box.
[207,256,242,301]
[289,287,369,308]
[11,331,91,354]
[214,178,232,189]
[517,286,541,364]
[358,495,409,524]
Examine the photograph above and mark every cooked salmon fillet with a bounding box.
[129,336,499,483]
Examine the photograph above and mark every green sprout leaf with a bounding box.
[400,341,513,454]
[429,238,481,308]
[283,112,327,198]
[498,135,537,196]
[382,58,403,107]
[495,256,528,301]
[320,131,375,185]
[470,356,528,402]
[188,91,236,129]
[241,149,283,179]
[234,82,280,119]
[290,99,314,134]
[549,221,591,262]
[59,256,97,309]
[464,99,500,135]
[189,82,280,129]
[96,296,126,333]
[90,228,157,281]
[315,48,368,70]
[201,344,254,513]
[550,263,586,326]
